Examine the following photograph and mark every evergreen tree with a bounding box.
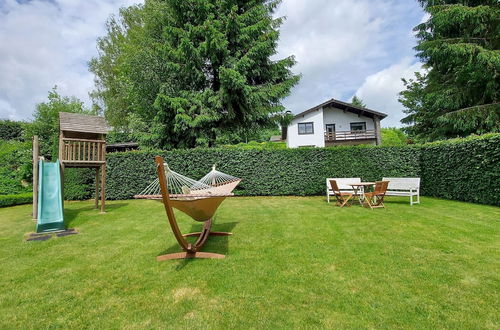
[90,0,299,148]
[351,96,366,108]
[400,0,499,141]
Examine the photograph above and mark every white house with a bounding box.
[286,98,387,148]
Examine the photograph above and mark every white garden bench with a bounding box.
[382,177,421,205]
[326,178,361,203]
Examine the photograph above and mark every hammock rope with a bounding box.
[134,163,241,200]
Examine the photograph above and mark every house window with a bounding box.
[298,122,314,135]
[350,122,366,131]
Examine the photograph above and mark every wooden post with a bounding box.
[100,137,106,213]
[374,117,381,146]
[95,167,100,209]
[32,136,39,221]
[59,132,65,208]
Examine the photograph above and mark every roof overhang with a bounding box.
[293,98,387,120]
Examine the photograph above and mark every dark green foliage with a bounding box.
[419,133,500,205]
[63,168,96,200]
[104,145,421,200]
[0,120,24,141]
[223,141,286,149]
[0,192,33,208]
[90,0,299,149]
[100,134,499,206]
[0,141,32,195]
[351,96,366,108]
[400,0,500,140]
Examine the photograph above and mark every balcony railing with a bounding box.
[325,130,376,141]
[61,138,106,164]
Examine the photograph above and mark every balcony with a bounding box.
[325,130,376,142]
[61,138,106,166]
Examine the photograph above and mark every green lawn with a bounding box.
[0,197,498,328]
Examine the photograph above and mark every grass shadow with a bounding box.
[158,221,239,270]
[64,202,129,227]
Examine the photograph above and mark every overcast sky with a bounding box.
[0,0,425,127]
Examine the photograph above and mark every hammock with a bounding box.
[146,156,241,260]
[134,162,241,222]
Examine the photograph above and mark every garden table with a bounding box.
[349,182,376,204]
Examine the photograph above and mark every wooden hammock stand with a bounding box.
[155,156,233,261]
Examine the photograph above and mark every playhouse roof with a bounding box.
[59,112,108,134]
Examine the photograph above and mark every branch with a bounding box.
[444,102,500,116]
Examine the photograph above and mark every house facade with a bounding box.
[286,98,387,148]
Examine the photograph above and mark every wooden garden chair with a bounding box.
[329,180,353,207]
[363,181,390,209]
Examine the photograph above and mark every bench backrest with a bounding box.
[382,177,420,190]
[326,178,361,190]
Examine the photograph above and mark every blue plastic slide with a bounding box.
[36,160,65,233]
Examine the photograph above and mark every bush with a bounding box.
[64,168,96,200]
[0,120,25,141]
[104,145,421,200]
[381,128,408,146]
[102,134,499,206]
[0,140,32,195]
[419,134,500,205]
[0,192,33,208]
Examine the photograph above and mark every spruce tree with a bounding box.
[400,0,499,140]
[351,96,366,108]
[90,0,299,148]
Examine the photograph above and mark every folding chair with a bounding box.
[363,181,389,209]
[329,180,353,207]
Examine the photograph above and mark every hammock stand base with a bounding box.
[157,251,225,261]
[154,156,233,261]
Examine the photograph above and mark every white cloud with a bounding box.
[0,0,425,122]
[274,0,424,116]
[0,0,142,120]
[354,57,424,127]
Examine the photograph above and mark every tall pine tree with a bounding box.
[400,0,499,141]
[90,0,299,148]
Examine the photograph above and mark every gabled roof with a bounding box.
[293,98,387,120]
[59,112,108,134]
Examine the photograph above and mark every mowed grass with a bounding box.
[0,196,498,328]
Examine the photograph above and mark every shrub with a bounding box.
[419,134,500,205]
[0,120,24,141]
[102,134,499,206]
[64,168,96,200]
[0,192,33,208]
[105,145,421,200]
[0,140,32,195]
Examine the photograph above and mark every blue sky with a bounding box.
[0,0,425,127]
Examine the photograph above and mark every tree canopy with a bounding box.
[351,96,366,108]
[400,0,499,141]
[25,87,94,158]
[90,0,299,149]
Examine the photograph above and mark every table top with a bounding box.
[349,182,376,186]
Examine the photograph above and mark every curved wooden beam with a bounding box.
[155,156,230,260]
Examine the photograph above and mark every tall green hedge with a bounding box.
[64,133,499,206]
[419,134,500,205]
[105,146,421,199]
